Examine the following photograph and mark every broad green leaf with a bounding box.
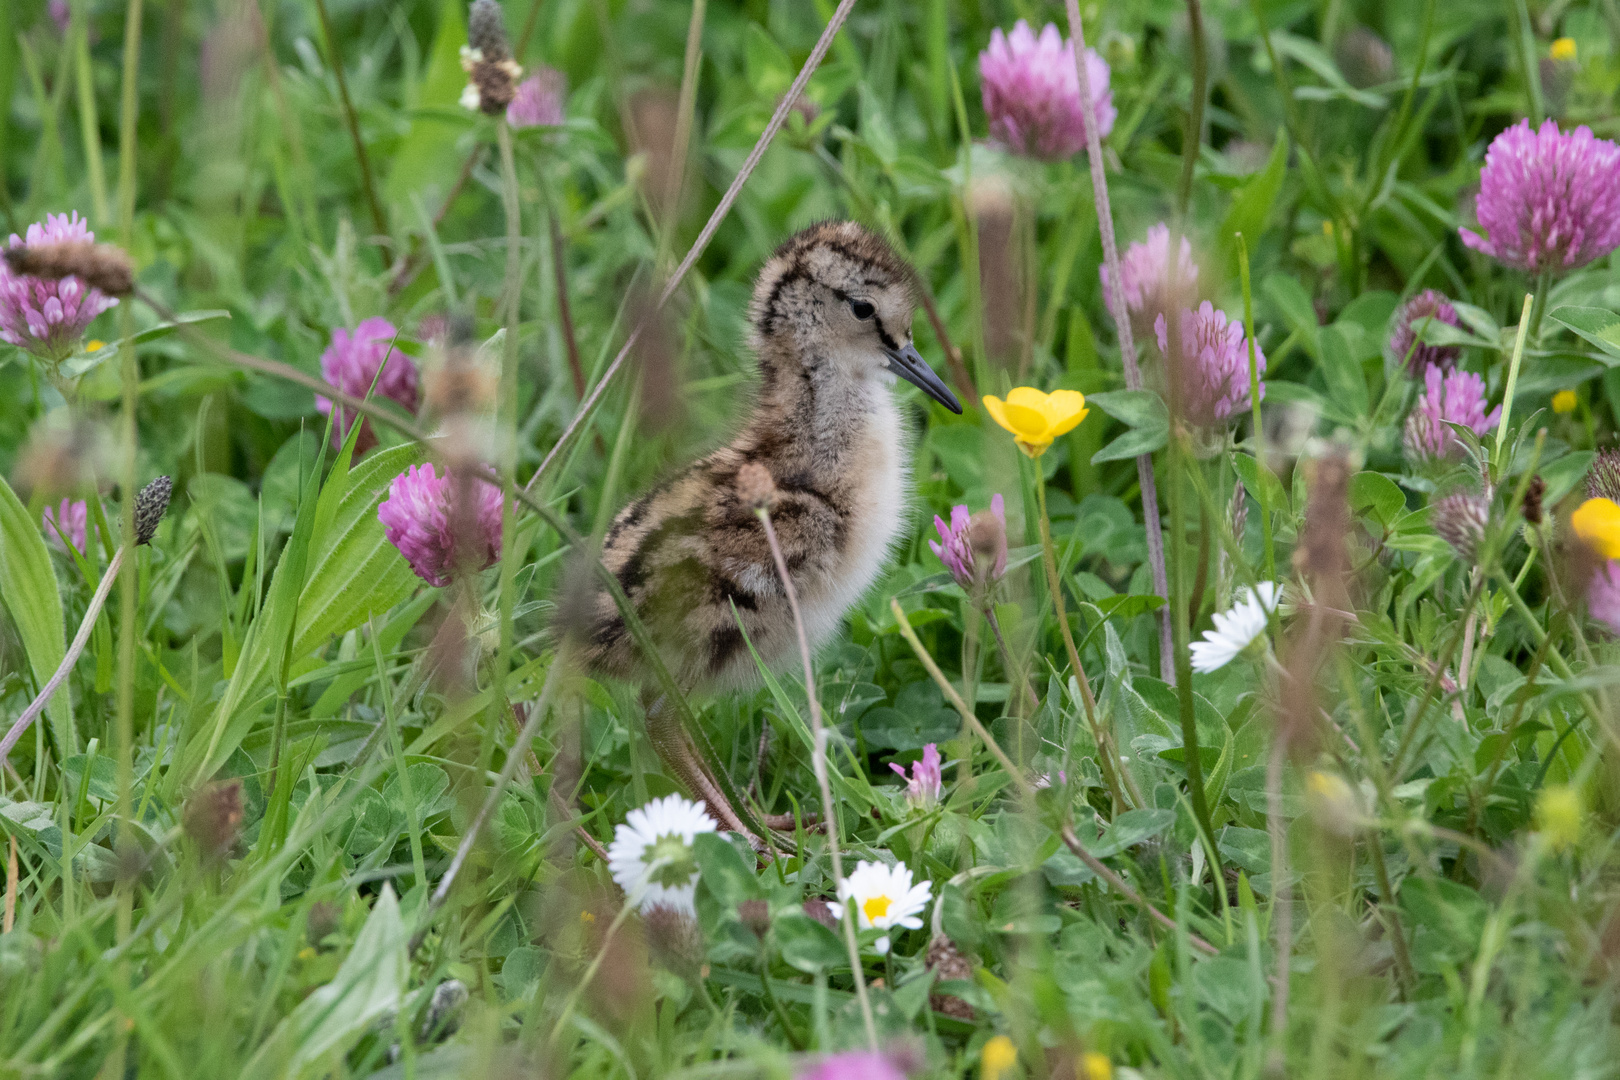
[1219,130,1288,264]
[384,0,470,208]
[776,911,847,973]
[0,472,71,758]
[694,832,766,906]
[1262,272,1321,360]
[1090,808,1176,858]
[1318,324,1370,419]
[1350,471,1407,526]
[1088,390,1169,463]
[1549,306,1620,363]
[1087,390,1168,430]
[243,886,408,1080]
[1230,452,1290,516]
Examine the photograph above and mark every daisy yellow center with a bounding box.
[863,895,892,922]
[643,833,697,888]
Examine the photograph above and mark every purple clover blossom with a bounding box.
[1459,119,1620,274]
[316,317,419,453]
[1388,289,1461,377]
[1589,560,1620,635]
[43,498,88,554]
[979,21,1114,161]
[796,1052,908,1080]
[377,463,503,587]
[929,494,1006,591]
[1100,222,1199,333]
[507,68,566,129]
[889,743,944,808]
[1153,301,1266,427]
[0,212,119,361]
[1403,365,1500,464]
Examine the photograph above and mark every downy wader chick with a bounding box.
[580,221,962,837]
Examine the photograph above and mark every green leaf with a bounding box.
[1219,130,1288,264]
[1088,390,1169,463]
[776,911,848,974]
[1262,273,1321,360]
[694,832,766,907]
[243,886,408,1080]
[1318,324,1370,419]
[0,472,71,758]
[1549,306,1620,364]
[384,0,470,209]
[1230,452,1290,517]
[1090,808,1176,858]
[1350,471,1407,526]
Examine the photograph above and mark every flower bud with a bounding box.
[133,476,172,546]
[1431,491,1489,561]
[736,462,777,512]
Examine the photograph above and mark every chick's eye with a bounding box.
[849,299,875,320]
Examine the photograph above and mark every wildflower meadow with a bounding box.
[7,0,1620,1076]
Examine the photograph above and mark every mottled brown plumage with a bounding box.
[577,222,961,831]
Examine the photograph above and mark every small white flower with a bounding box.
[1189,581,1281,673]
[836,859,931,955]
[458,82,482,111]
[607,794,718,915]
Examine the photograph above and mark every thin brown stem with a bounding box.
[1266,735,1292,1060]
[550,211,586,397]
[525,0,860,494]
[757,508,878,1050]
[311,0,388,239]
[1062,0,1174,683]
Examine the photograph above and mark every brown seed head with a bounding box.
[1522,473,1546,526]
[966,509,1008,585]
[737,462,777,512]
[1293,450,1352,610]
[183,779,244,862]
[466,0,511,62]
[628,89,683,222]
[133,476,172,545]
[3,241,135,296]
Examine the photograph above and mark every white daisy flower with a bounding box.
[1189,581,1281,673]
[836,859,932,955]
[607,794,718,915]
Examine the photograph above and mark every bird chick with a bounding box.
[579,221,961,832]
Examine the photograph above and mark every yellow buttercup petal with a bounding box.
[999,400,1051,440]
[1005,386,1051,411]
[1553,390,1577,414]
[1572,498,1620,559]
[982,395,1013,433]
[1043,390,1089,439]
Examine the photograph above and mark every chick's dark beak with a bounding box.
[884,342,962,414]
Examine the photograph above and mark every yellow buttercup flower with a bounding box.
[1536,785,1581,850]
[982,387,1088,457]
[85,340,104,352]
[1553,389,1577,414]
[1571,498,1620,559]
[981,1035,1017,1080]
[1081,1053,1112,1080]
[1550,37,1576,61]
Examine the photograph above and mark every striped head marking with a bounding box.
[749,222,960,412]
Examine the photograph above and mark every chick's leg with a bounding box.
[642,693,756,839]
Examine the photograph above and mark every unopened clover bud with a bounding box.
[1431,491,1489,561]
[133,476,172,546]
[1588,449,1620,504]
